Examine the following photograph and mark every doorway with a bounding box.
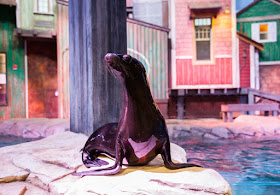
[27,40,58,118]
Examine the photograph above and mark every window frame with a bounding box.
[34,0,53,15]
[251,21,277,43]
[192,17,215,65]
[0,52,8,106]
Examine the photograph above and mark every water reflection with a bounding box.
[171,137,280,194]
[0,135,39,148]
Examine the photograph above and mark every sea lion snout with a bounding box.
[104,53,115,64]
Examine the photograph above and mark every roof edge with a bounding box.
[236,31,264,51]
[237,0,261,16]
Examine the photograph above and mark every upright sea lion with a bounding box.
[73,53,201,176]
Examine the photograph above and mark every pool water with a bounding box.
[0,135,39,148]
[171,137,280,195]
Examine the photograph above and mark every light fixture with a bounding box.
[224,5,231,14]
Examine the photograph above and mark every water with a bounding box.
[0,135,39,148]
[171,137,280,195]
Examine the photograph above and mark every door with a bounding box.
[27,40,58,118]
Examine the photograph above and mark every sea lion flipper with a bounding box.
[72,163,122,176]
[83,158,109,167]
[161,140,201,169]
[73,142,124,176]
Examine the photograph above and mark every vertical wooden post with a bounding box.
[177,89,185,119]
[69,0,127,135]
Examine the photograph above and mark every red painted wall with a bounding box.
[239,39,251,87]
[176,58,232,86]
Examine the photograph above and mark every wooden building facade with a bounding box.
[170,0,236,89]
[0,0,69,119]
[237,0,280,96]
[167,0,269,119]
[168,0,240,118]
[1,0,170,120]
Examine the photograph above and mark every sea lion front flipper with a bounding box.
[161,140,201,169]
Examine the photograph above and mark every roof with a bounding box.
[188,2,221,19]
[127,18,170,32]
[237,0,280,16]
[236,31,264,51]
[56,0,68,5]
[188,2,221,10]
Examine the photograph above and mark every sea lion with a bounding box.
[73,53,201,176]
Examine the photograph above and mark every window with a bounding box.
[251,22,277,43]
[259,24,268,40]
[34,0,52,14]
[0,53,7,105]
[194,18,212,61]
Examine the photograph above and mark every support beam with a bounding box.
[69,0,127,135]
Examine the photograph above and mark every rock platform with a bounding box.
[1,115,280,194]
[0,131,231,194]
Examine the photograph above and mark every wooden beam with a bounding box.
[249,88,280,103]
[221,104,279,112]
[69,0,127,135]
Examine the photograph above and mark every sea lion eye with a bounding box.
[123,55,132,63]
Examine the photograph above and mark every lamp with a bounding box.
[224,5,231,14]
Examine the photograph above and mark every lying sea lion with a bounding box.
[73,53,201,176]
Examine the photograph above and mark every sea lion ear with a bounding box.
[123,54,133,63]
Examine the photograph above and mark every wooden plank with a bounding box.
[69,0,126,135]
[57,3,70,118]
[221,104,279,112]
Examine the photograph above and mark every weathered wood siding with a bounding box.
[0,5,25,118]
[176,58,233,86]
[57,1,69,118]
[69,0,127,135]
[18,0,57,30]
[127,19,169,99]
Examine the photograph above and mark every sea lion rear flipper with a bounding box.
[83,158,109,167]
[73,142,124,176]
[72,163,122,176]
[161,140,202,169]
